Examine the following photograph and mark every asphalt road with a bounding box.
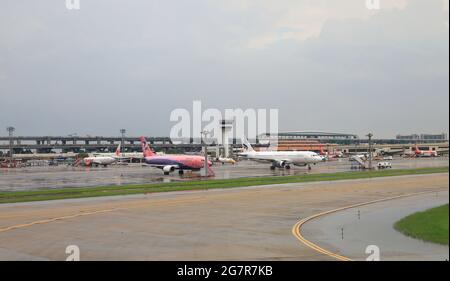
[0,173,447,260]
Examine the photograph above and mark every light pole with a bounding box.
[6,126,15,162]
[201,130,211,177]
[120,129,126,154]
[367,133,373,170]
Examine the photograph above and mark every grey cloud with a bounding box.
[0,0,448,138]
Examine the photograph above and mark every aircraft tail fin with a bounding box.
[319,146,325,155]
[115,143,121,157]
[241,136,255,152]
[139,136,156,157]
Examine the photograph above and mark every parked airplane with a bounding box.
[83,155,117,167]
[414,145,438,157]
[375,147,404,156]
[84,144,122,167]
[215,156,236,165]
[319,147,343,159]
[140,136,214,175]
[238,137,323,170]
[92,144,143,160]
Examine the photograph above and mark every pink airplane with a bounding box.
[140,136,214,176]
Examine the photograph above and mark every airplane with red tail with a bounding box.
[413,144,438,157]
[319,147,343,159]
[140,136,214,176]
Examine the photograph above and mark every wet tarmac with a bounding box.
[0,157,448,191]
[302,191,449,261]
[0,174,447,260]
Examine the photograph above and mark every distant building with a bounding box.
[264,131,359,141]
[396,133,448,142]
[258,131,359,146]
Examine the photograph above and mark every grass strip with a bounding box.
[395,204,449,245]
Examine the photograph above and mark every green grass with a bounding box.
[0,166,448,204]
[395,204,449,245]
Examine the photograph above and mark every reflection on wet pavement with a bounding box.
[0,157,448,191]
[303,191,449,261]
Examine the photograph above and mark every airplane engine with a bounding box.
[163,165,176,173]
[274,160,286,168]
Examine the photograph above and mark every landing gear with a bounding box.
[164,171,170,175]
[285,165,291,170]
[179,170,184,175]
[308,165,312,170]
[270,165,276,170]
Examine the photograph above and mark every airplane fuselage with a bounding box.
[416,151,438,157]
[84,156,117,166]
[92,152,143,159]
[239,151,323,167]
[144,155,211,171]
[414,146,438,157]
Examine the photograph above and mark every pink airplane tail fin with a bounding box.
[319,146,326,156]
[140,136,156,157]
[115,144,121,157]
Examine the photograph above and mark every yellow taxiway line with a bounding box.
[0,208,119,234]
[291,190,446,261]
[0,194,247,234]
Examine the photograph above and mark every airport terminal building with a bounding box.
[260,131,359,144]
[276,131,358,140]
[396,133,448,143]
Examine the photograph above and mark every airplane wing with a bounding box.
[115,156,132,161]
[143,163,180,169]
[240,155,294,164]
[265,159,295,166]
[379,150,404,156]
[271,159,293,164]
[240,157,273,163]
[115,155,144,161]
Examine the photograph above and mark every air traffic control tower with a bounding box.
[219,119,233,158]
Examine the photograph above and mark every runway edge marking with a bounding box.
[291,190,448,261]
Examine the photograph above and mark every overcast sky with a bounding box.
[0,0,448,138]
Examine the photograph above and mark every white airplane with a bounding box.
[83,155,117,167]
[84,144,123,167]
[92,144,143,160]
[238,137,323,170]
[215,156,236,165]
